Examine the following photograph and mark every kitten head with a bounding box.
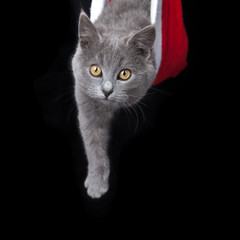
[72,12,156,107]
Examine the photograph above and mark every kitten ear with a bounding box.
[78,11,100,49]
[128,25,156,56]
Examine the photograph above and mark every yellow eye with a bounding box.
[118,69,131,80]
[90,65,102,77]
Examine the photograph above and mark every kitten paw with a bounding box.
[84,173,109,199]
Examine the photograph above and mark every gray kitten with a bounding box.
[72,0,156,198]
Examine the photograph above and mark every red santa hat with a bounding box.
[90,0,188,86]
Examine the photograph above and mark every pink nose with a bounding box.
[102,89,113,99]
[102,81,113,99]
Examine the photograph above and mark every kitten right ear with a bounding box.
[78,11,100,49]
[128,25,156,57]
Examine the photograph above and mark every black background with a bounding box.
[1,0,239,239]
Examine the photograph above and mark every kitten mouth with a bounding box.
[96,96,110,103]
[97,97,119,105]
[100,98,113,103]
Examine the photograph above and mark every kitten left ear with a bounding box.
[128,25,156,56]
[78,11,100,49]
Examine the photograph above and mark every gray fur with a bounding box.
[72,0,156,198]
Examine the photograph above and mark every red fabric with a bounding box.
[108,0,188,85]
[153,0,188,85]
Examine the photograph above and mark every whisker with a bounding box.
[122,107,131,131]
[67,103,77,124]
[125,103,134,121]
[126,101,139,134]
[53,89,74,102]
[134,103,146,123]
[138,101,147,108]
[149,87,173,96]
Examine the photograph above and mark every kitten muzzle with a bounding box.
[102,81,113,99]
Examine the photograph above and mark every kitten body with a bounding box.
[72,0,156,198]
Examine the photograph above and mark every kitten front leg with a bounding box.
[84,152,110,198]
[79,115,111,198]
